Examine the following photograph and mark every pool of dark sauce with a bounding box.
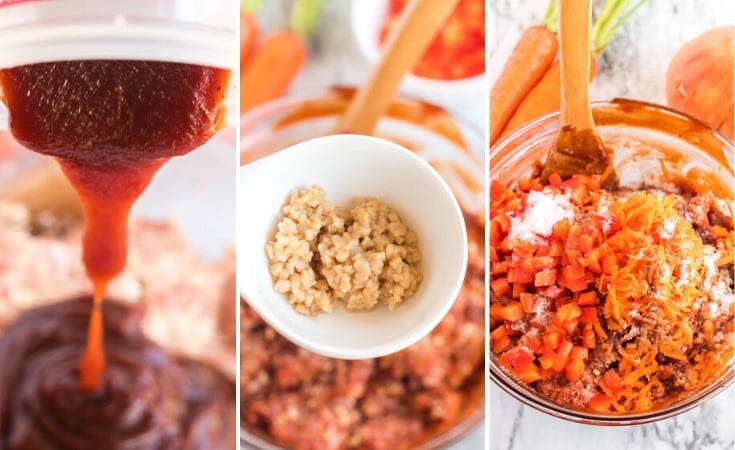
[0,60,229,393]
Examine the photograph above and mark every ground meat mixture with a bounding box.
[490,173,734,413]
[0,202,235,376]
[242,217,484,450]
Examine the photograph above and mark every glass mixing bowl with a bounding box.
[489,99,734,425]
[240,87,484,449]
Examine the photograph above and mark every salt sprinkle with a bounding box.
[534,296,550,316]
[702,245,719,291]
[701,245,734,317]
[659,218,676,239]
[508,189,576,244]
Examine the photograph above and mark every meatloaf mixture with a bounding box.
[0,201,237,448]
[490,173,734,413]
[242,216,484,450]
[0,298,234,450]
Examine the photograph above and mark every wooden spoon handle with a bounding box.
[559,0,594,129]
[336,0,459,135]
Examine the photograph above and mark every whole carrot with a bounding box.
[489,24,558,146]
[240,11,260,71]
[499,0,645,138]
[501,56,597,138]
[240,31,306,113]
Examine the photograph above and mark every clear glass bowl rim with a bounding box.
[489,98,735,426]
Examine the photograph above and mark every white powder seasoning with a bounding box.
[702,245,719,291]
[701,245,734,317]
[508,189,576,244]
[659,218,676,239]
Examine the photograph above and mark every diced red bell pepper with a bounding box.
[579,235,594,252]
[584,247,603,273]
[565,357,585,382]
[562,318,579,334]
[519,293,537,314]
[579,307,598,324]
[553,303,582,328]
[560,175,582,190]
[549,241,564,257]
[492,335,510,353]
[604,218,622,236]
[548,172,562,187]
[588,394,613,412]
[512,282,524,299]
[542,330,562,350]
[505,197,522,211]
[601,254,618,274]
[562,264,586,281]
[533,256,556,269]
[491,326,510,353]
[490,278,511,297]
[577,291,598,306]
[518,334,542,353]
[559,272,590,292]
[552,339,573,372]
[490,325,507,340]
[490,220,503,246]
[490,246,499,263]
[509,267,534,284]
[514,241,538,256]
[601,369,624,393]
[489,304,505,320]
[534,268,557,287]
[490,179,510,202]
[521,256,536,273]
[493,213,511,233]
[542,284,564,300]
[517,363,543,384]
[499,302,524,322]
[538,349,556,370]
[569,184,589,206]
[499,347,535,372]
[517,177,534,192]
[582,326,596,349]
[552,218,570,241]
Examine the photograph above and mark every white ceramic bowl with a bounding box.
[350,0,485,107]
[239,134,468,359]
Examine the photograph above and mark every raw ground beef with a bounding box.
[241,217,485,450]
[0,201,236,376]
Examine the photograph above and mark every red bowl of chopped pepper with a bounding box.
[351,0,485,105]
[489,99,734,425]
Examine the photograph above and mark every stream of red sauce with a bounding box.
[0,60,230,391]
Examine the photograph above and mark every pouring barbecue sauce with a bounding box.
[0,60,230,391]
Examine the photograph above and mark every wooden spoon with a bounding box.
[541,0,618,188]
[335,0,459,135]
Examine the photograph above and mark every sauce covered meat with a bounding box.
[0,298,235,450]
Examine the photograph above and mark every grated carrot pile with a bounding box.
[490,172,735,413]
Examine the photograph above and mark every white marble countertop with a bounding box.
[490,1,735,450]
